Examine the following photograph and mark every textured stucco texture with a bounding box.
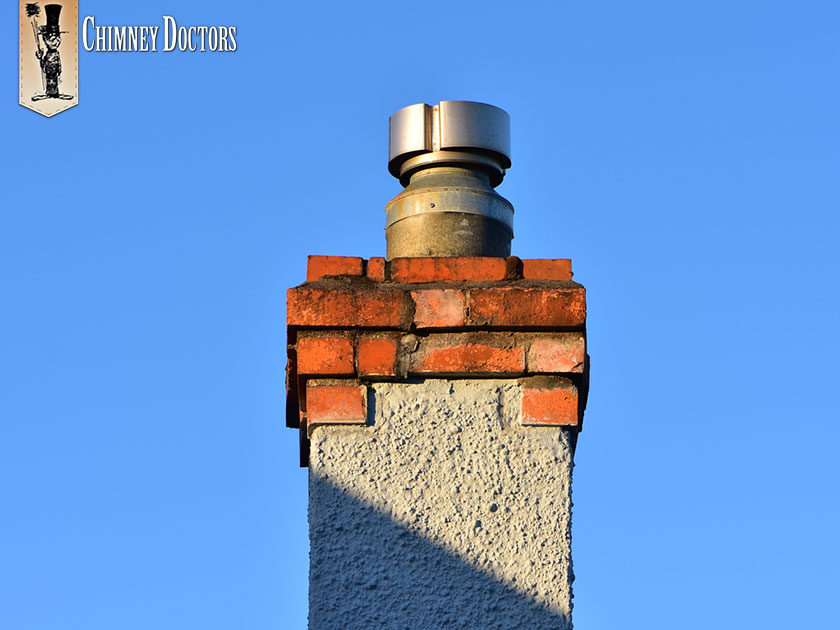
[309,379,575,630]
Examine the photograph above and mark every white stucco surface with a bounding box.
[309,379,575,630]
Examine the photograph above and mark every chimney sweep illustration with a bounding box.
[27,3,73,101]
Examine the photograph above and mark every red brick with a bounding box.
[468,287,585,329]
[297,335,355,376]
[527,334,586,373]
[411,289,467,329]
[521,259,573,281]
[366,257,386,282]
[307,255,364,281]
[411,340,525,375]
[521,382,579,426]
[391,257,508,283]
[288,287,413,328]
[306,383,367,425]
[358,336,399,377]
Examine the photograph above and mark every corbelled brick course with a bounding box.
[287,256,588,466]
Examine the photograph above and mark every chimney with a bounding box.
[286,101,589,629]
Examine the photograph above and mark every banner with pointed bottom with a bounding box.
[19,0,78,118]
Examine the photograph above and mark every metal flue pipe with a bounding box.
[385,101,513,259]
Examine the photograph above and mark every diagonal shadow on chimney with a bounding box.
[309,474,572,630]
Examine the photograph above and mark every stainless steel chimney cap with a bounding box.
[388,101,511,187]
[384,100,515,259]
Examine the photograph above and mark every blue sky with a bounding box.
[2,1,839,628]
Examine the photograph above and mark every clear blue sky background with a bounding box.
[2,1,839,628]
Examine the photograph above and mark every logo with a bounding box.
[19,1,78,118]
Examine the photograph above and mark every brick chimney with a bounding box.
[286,102,589,629]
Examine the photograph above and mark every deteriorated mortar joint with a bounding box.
[385,101,515,260]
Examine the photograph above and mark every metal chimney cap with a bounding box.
[388,101,511,187]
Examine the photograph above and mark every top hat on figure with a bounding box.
[39,4,68,36]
